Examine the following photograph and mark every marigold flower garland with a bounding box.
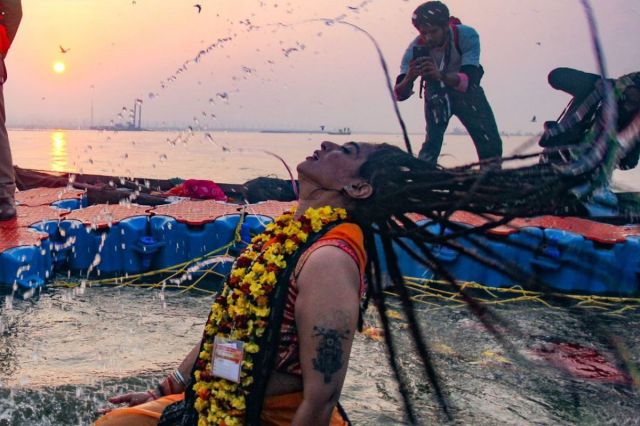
[192,206,348,426]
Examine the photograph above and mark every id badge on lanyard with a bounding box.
[212,336,245,383]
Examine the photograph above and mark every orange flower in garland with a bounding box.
[192,206,348,426]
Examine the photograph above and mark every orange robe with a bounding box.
[95,392,348,426]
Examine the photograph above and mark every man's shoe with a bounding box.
[0,200,16,221]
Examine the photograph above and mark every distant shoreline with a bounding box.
[260,129,327,134]
[7,127,539,137]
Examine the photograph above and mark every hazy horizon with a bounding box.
[5,1,640,134]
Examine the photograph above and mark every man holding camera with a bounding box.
[0,0,22,220]
[394,1,502,167]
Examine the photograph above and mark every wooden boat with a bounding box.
[2,167,639,296]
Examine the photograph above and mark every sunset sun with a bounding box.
[53,61,66,74]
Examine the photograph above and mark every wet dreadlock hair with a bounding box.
[354,144,588,222]
[345,142,629,422]
[310,2,639,423]
[412,1,450,28]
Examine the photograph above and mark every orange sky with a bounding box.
[5,0,640,132]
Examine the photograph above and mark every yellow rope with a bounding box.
[49,210,639,317]
[389,277,639,315]
[52,214,250,291]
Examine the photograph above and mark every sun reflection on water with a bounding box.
[50,131,68,172]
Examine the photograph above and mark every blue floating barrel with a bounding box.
[616,236,640,295]
[242,214,274,236]
[30,220,68,267]
[30,219,64,241]
[150,215,242,270]
[149,216,187,269]
[59,216,149,275]
[529,229,590,293]
[119,216,151,274]
[0,243,53,289]
[51,196,88,211]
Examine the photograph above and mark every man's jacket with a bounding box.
[0,0,22,56]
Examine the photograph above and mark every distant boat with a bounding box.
[327,127,351,135]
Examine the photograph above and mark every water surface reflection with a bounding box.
[50,131,68,172]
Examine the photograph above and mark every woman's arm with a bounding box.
[105,343,199,408]
[292,245,361,426]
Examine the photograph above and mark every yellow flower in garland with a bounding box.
[192,205,347,426]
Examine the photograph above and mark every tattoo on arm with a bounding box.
[312,326,348,384]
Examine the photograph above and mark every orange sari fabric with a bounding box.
[94,394,183,426]
[94,392,348,425]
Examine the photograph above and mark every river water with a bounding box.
[1,130,639,425]
[1,285,638,425]
[7,129,640,190]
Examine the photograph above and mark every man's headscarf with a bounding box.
[412,1,450,28]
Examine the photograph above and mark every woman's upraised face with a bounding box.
[297,141,378,192]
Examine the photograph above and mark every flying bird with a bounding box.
[194,4,202,13]
[536,41,542,46]
[531,115,537,123]
[59,45,70,54]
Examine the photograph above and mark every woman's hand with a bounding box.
[109,391,156,406]
[98,391,156,414]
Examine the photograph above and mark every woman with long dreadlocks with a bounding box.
[96,141,380,426]
[93,105,639,426]
[94,10,640,417]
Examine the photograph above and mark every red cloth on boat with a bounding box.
[165,179,227,201]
